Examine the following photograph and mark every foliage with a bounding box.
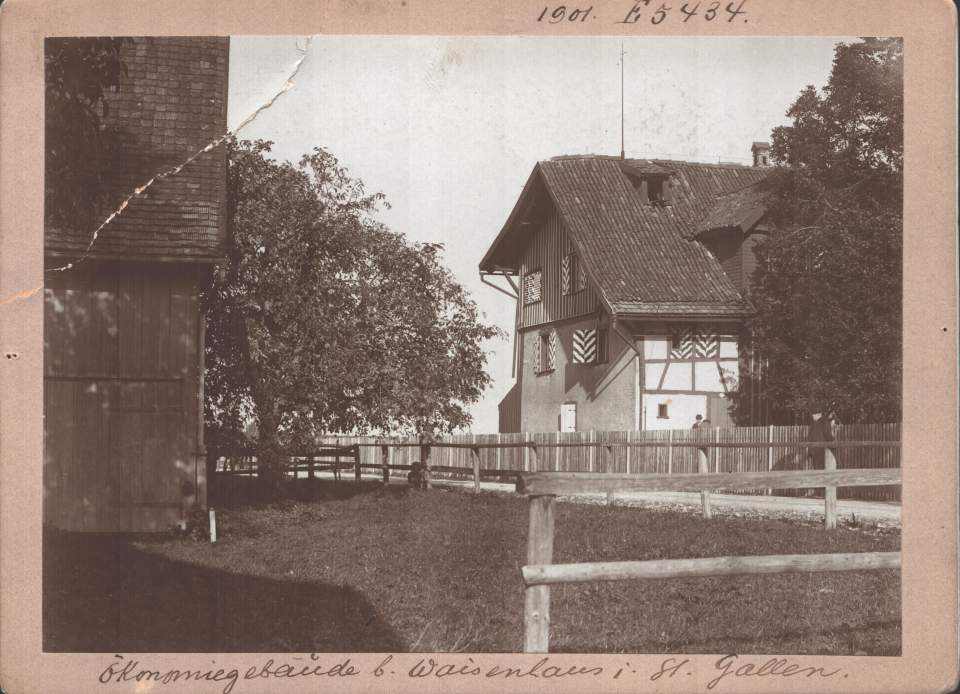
[45,37,130,231]
[204,139,502,489]
[732,38,903,424]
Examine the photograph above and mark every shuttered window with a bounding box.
[534,329,557,374]
[572,329,597,364]
[524,269,542,305]
[561,254,587,295]
[670,328,718,359]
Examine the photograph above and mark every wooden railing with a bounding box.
[214,438,901,519]
[514,446,902,653]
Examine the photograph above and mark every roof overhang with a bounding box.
[479,164,547,274]
[610,301,754,321]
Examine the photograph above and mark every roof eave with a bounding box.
[610,303,754,321]
[478,164,543,274]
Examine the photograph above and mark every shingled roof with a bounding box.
[45,37,229,262]
[480,154,772,318]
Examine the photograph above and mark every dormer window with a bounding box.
[647,177,664,204]
[620,162,674,206]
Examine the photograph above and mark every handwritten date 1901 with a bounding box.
[618,0,748,24]
[537,5,595,23]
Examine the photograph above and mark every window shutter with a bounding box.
[548,330,558,370]
[525,270,542,304]
[572,329,597,364]
[694,332,719,358]
[577,263,587,292]
[670,328,695,358]
[561,255,571,295]
[533,333,542,373]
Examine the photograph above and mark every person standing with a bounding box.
[692,414,703,429]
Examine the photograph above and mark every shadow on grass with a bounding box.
[210,475,405,509]
[43,529,404,653]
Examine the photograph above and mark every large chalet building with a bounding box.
[43,37,229,531]
[481,146,773,434]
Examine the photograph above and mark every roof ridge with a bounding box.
[542,154,770,170]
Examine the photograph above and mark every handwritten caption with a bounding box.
[536,0,750,25]
[98,653,845,693]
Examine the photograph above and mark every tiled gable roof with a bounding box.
[481,154,772,318]
[45,37,229,262]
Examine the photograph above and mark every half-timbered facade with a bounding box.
[43,37,229,531]
[482,151,773,433]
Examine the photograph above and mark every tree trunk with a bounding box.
[256,411,285,500]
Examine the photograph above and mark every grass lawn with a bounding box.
[43,479,900,654]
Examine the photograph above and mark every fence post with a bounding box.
[668,430,673,475]
[824,445,837,529]
[589,430,595,472]
[530,443,538,473]
[714,427,721,473]
[626,430,632,475]
[381,445,390,485]
[605,445,615,505]
[308,455,315,480]
[698,446,712,519]
[353,444,361,482]
[767,424,774,495]
[472,446,481,493]
[524,494,556,653]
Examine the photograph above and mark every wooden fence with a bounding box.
[309,423,900,502]
[515,458,903,653]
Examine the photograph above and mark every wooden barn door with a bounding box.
[44,263,201,532]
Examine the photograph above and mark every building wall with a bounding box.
[43,37,227,532]
[504,317,743,433]
[517,316,636,432]
[44,262,204,532]
[741,231,766,284]
[518,210,602,329]
[637,325,739,430]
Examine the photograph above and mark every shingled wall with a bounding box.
[45,36,229,262]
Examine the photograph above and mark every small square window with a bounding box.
[657,403,669,419]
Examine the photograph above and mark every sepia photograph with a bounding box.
[37,31,908,661]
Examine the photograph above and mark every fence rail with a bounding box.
[214,423,901,502]
[515,465,902,653]
[305,423,901,502]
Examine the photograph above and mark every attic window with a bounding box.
[524,269,542,305]
[647,177,664,204]
[561,253,586,295]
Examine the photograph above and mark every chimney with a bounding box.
[751,142,772,167]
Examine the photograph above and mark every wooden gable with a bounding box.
[518,206,602,329]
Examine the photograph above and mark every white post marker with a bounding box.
[209,507,217,543]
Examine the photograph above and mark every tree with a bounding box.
[45,37,130,231]
[731,38,903,424]
[204,138,502,492]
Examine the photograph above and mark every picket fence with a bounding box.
[314,423,900,502]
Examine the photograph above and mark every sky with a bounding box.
[227,35,848,434]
